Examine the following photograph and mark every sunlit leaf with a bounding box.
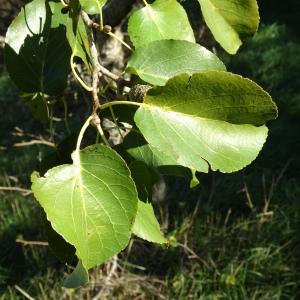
[32,144,139,269]
[128,0,195,48]
[135,71,277,173]
[127,39,225,86]
[198,0,259,54]
[133,201,166,244]
[79,0,107,15]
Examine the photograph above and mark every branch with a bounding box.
[13,140,55,148]
[16,239,49,246]
[0,186,32,196]
[14,285,35,300]
[81,12,121,81]
[81,11,121,113]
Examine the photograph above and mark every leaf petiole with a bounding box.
[75,116,94,158]
[99,100,143,111]
[70,53,93,92]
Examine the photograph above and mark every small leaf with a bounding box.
[198,0,260,54]
[190,170,200,188]
[134,71,277,173]
[79,0,107,15]
[62,260,88,289]
[132,201,166,244]
[128,0,195,48]
[129,161,159,202]
[66,1,92,70]
[127,39,225,86]
[118,130,197,184]
[23,93,49,124]
[32,144,139,269]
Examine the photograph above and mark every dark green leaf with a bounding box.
[62,260,89,288]
[5,0,71,95]
[23,93,49,124]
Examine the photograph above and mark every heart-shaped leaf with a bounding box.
[134,71,277,173]
[198,0,259,54]
[128,0,195,48]
[127,39,225,86]
[32,144,139,269]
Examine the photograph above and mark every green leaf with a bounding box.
[5,0,71,95]
[66,2,92,71]
[127,39,225,86]
[129,161,159,202]
[79,0,107,15]
[198,0,259,54]
[190,170,200,188]
[32,144,139,269]
[134,71,277,173]
[132,201,166,244]
[128,0,195,48]
[23,93,49,124]
[118,130,197,185]
[62,260,89,289]
[49,1,68,27]
[41,210,76,265]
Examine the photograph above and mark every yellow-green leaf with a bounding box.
[32,144,138,269]
[133,201,166,244]
[128,0,195,48]
[134,71,277,173]
[198,0,259,54]
[127,39,225,86]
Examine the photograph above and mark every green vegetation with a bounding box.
[1,1,300,299]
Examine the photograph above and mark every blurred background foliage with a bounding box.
[0,0,300,299]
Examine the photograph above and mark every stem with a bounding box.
[70,53,93,92]
[100,100,142,111]
[109,106,124,143]
[142,0,149,6]
[98,4,104,30]
[49,105,55,143]
[75,116,94,154]
[96,124,111,147]
[60,0,68,7]
[107,32,133,51]
[62,97,71,135]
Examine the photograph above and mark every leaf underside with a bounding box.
[128,0,195,48]
[32,144,139,269]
